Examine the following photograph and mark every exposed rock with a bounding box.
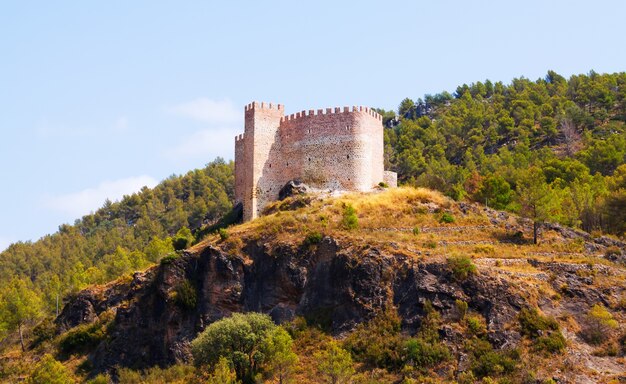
[278,179,310,200]
[58,237,532,374]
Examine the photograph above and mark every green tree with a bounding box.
[206,357,240,384]
[0,278,43,351]
[28,354,74,384]
[172,226,195,251]
[191,312,280,384]
[475,174,512,209]
[314,340,355,384]
[516,167,560,244]
[265,327,298,384]
[398,98,415,117]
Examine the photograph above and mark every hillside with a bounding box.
[1,70,625,383]
[4,187,623,383]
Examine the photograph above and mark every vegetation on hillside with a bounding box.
[381,70,626,235]
[0,159,233,343]
[1,70,625,383]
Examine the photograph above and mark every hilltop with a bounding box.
[7,187,622,383]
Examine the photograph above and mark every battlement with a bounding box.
[235,101,393,221]
[244,101,284,112]
[280,105,382,123]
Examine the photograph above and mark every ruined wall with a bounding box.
[235,102,390,221]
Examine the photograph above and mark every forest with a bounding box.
[1,70,625,362]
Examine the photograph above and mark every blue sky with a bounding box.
[1,0,625,250]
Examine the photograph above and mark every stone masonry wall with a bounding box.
[235,102,393,221]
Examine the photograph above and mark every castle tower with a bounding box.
[235,101,395,222]
[235,102,284,221]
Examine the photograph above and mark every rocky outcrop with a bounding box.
[57,237,533,373]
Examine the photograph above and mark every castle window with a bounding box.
[269,164,271,168]
[308,157,311,162]
[345,125,349,130]
[347,155,350,159]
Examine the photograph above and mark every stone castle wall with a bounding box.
[235,101,393,221]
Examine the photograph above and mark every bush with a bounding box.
[580,304,618,345]
[304,231,323,246]
[218,228,230,241]
[534,332,566,354]
[59,321,107,354]
[412,226,420,236]
[464,337,518,379]
[446,255,477,280]
[32,318,57,346]
[471,350,517,378]
[191,312,290,384]
[344,309,404,370]
[378,181,389,188]
[518,308,559,338]
[160,252,179,265]
[604,246,621,258]
[455,299,468,321]
[174,280,197,310]
[403,338,451,369]
[341,204,359,230]
[173,227,195,251]
[466,315,487,337]
[440,212,455,223]
[28,354,74,384]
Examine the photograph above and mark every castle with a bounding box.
[235,101,397,221]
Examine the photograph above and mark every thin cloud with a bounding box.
[42,175,159,217]
[163,128,237,161]
[166,98,240,124]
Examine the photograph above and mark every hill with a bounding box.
[5,187,623,383]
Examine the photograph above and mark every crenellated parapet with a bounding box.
[280,105,382,123]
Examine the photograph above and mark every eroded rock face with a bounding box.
[54,238,542,373]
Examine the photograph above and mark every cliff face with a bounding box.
[56,236,576,372]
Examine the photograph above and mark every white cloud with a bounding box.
[42,175,159,217]
[166,98,240,124]
[163,128,237,161]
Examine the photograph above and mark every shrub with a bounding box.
[518,308,559,338]
[344,309,403,370]
[466,315,487,337]
[191,312,290,384]
[28,354,74,384]
[59,321,107,354]
[412,226,420,236]
[173,227,195,251]
[378,181,389,188]
[465,337,519,379]
[85,374,111,384]
[304,231,323,246]
[455,299,468,321]
[218,228,230,241]
[173,280,197,310]
[604,246,621,258]
[341,204,359,230]
[160,252,179,265]
[440,212,455,223]
[471,350,517,378]
[533,332,566,354]
[32,318,57,346]
[580,304,618,345]
[403,338,451,369]
[314,340,355,384]
[446,255,477,281]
